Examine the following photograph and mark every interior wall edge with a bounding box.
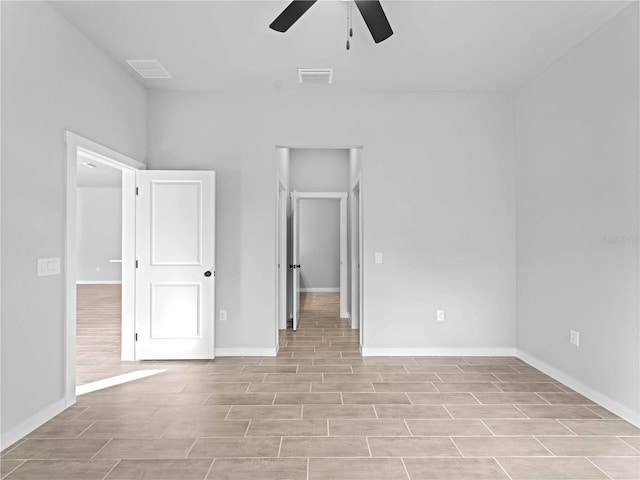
[0,398,67,452]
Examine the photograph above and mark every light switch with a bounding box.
[38,257,60,276]
[375,252,383,264]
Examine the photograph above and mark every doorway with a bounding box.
[75,156,123,385]
[275,146,363,341]
[65,132,143,404]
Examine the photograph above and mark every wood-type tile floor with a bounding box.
[1,291,639,479]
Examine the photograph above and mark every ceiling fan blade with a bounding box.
[270,1,318,33]
[354,1,393,43]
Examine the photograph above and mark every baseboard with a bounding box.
[361,347,517,357]
[299,288,340,292]
[1,398,67,451]
[76,280,122,285]
[516,349,640,428]
[215,348,277,357]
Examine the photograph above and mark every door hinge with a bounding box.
[135,333,138,341]
[135,260,138,268]
[135,187,139,195]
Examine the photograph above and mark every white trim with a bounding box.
[361,347,517,357]
[276,144,363,150]
[300,288,340,293]
[0,398,66,451]
[291,191,348,200]
[65,131,144,410]
[76,280,122,285]
[215,348,277,357]
[517,349,640,427]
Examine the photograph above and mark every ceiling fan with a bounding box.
[270,0,393,44]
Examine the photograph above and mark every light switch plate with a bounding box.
[37,257,61,276]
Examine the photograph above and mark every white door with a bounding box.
[135,170,215,359]
[291,196,301,330]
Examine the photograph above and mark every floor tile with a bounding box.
[516,405,603,419]
[105,459,212,480]
[342,392,411,404]
[26,422,94,439]
[2,439,109,460]
[274,393,342,404]
[246,419,328,436]
[559,419,640,435]
[434,382,501,392]
[188,437,281,458]
[537,436,640,456]
[368,436,460,457]
[95,438,195,459]
[372,383,437,393]
[227,405,302,420]
[247,382,311,392]
[206,458,307,480]
[0,460,24,479]
[374,405,451,419]
[309,458,408,480]
[408,393,479,404]
[589,456,640,479]
[303,405,377,419]
[3,460,117,480]
[452,436,551,456]
[329,419,411,436]
[406,419,492,436]
[498,457,609,479]
[162,420,249,437]
[403,457,509,479]
[205,393,275,405]
[472,392,547,404]
[280,436,370,457]
[446,404,527,419]
[537,392,596,404]
[483,419,574,435]
[620,436,640,451]
[312,382,374,392]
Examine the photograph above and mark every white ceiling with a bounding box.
[52,1,629,92]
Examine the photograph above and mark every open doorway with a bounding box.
[64,132,143,403]
[275,147,363,343]
[75,156,123,385]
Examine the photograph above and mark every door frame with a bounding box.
[276,182,288,333]
[290,191,349,319]
[64,131,145,406]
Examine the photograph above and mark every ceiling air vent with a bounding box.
[125,59,171,79]
[298,68,333,85]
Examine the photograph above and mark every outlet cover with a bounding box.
[219,309,228,322]
[436,309,445,322]
[570,329,580,346]
[375,252,383,264]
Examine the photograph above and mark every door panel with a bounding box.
[136,170,215,359]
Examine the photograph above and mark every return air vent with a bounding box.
[125,59,172,79]
[298,68,333,85]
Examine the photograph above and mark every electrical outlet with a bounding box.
[436,309,445,322]
[570,329,580,346]
[219,309,228,322]
[375,252,383,264]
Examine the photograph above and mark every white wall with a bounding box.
[515,3,639,424]
[299,200,340,290]
[76,188,122,283]
[290,148,349,192]
[1,2,146,446]
[147,90,515,354]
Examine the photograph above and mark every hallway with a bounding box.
[1,292,638,479]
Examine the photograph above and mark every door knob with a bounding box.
[204,271,212,277]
